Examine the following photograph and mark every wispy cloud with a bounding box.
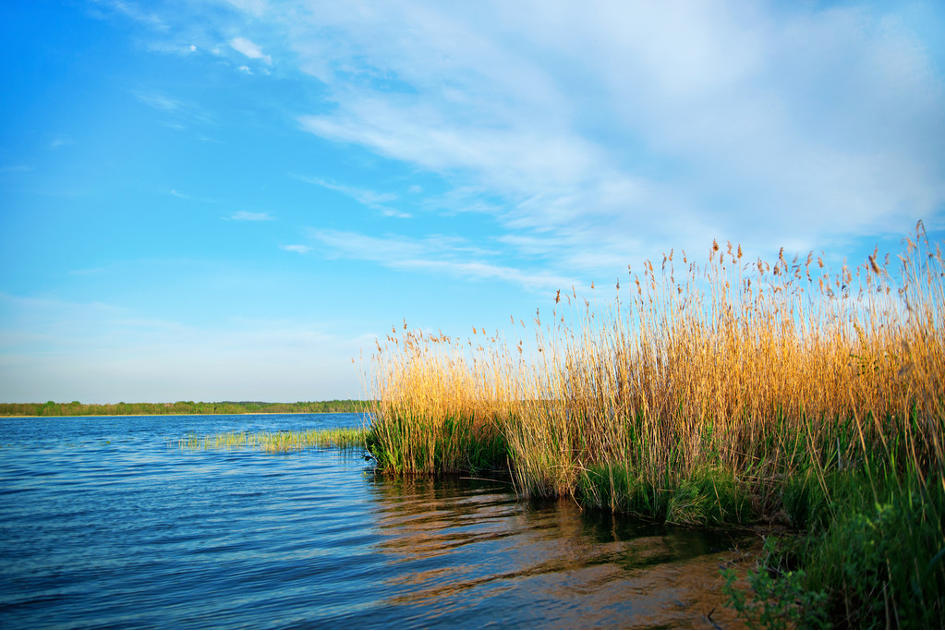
[133,90,215,127]
[379,208,412,219]
[284,0,944,268]
[145,41,199,56]
[90,0,165,29]
[300,176,397,206]
[280,244,311,254]
[224,0,268,18]
[133,90,183,112]
[295,174,412,218]
[230,36,272,65]
[307,228,575,290]
[227,211,274,221]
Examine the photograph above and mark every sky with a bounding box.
[1,0,944,404]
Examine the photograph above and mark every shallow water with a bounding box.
[0,414,750,629]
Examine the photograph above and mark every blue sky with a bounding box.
[1,0,943,403]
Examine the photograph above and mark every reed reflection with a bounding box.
[365,475,751,629]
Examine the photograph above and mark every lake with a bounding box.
[0,413,751,629]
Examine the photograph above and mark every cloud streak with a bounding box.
[133,90,216,127]
[279,244,311,254]
[307,228,576,290]
[294,174,412,218]
[230,36,272,64]
[227,211,274,221]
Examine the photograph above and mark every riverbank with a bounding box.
[365,225,944,628]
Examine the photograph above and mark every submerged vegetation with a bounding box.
[1,400,371,417]
[177,428,368,453]
[366,222,944,628]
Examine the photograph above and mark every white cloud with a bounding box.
[227,211,274,221]
[380,208,412,219]
[230,36,272,64]
[144,40,199,55]
[238,65,253,74]
[97,1,945,278]
[285,0,944,270]
[280,244,311,254]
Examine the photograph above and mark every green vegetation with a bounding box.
[366,223,944,628]
[177,427,369,453]
[0,399,371,417]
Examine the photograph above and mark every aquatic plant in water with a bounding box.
[177,428,368,453]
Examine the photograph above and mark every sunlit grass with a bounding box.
[177,428,368,453]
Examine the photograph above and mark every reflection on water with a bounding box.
[0,414,751,629]
[368,477,749,629]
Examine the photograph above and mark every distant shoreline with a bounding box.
[0,400,373,418]
[0,411,371,419]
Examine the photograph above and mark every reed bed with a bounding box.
[177,428,368,453]
[368,222,944,627]
[365,323,515,473]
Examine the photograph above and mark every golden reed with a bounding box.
[368,222,944,517]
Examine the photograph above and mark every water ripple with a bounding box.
[0,414,750,629]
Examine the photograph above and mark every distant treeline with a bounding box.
[0,400,372,417]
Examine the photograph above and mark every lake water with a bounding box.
[0,413,751,629]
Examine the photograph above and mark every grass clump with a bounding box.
[366,325,515,474]
[789,462,943,628]
[178,428,368,453]
[725,466,944,628]
[577,463,751,525]
[366,222,945,628]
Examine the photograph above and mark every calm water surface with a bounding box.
[0,414,750,629]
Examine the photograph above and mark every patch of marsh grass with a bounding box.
[178,428,368,453]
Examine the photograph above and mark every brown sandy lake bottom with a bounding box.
[0,413,753,629]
